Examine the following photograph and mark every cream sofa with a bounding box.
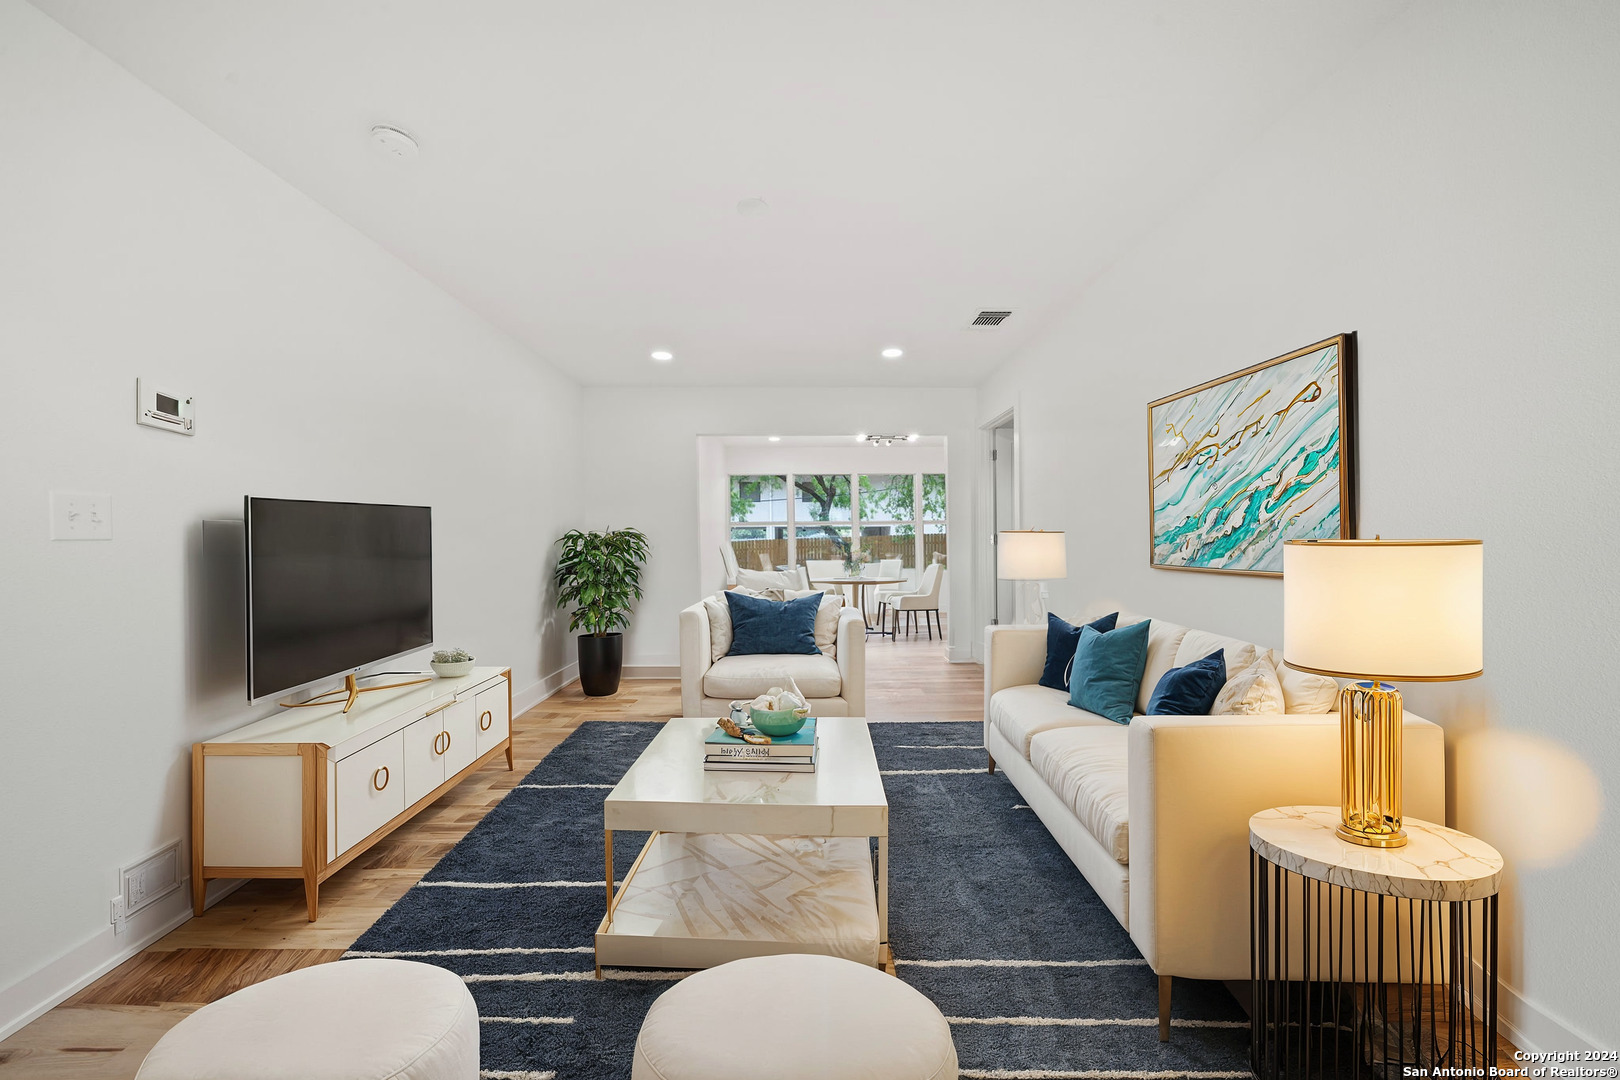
[983,607,1445,1038]
[681,597,866,719]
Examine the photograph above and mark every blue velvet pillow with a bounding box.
[1069,619,1152,724]
[1146,649,1227,716]
[725,590,822,656]
[1038,611,1120,692]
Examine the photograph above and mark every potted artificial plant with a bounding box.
[553,527,650,696]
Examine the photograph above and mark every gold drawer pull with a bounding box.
[372,766,389,791]
[433,731,451,756]
[479,710,493,731]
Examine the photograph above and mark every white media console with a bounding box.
[191,666,512,920]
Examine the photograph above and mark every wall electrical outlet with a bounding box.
[109,897,127,935]
[115,843,181,932]
[50,490,112,540]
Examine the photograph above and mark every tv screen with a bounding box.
[245,497,433,701]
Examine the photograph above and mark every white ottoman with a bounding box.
[137,959,479,1080]
[632,954,957,1080]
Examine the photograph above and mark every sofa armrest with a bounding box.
[983,625,1046,727]
[835,607,866,715]
[679,601,713,719]
[1125,712,1445,981]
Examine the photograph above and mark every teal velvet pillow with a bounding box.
[1068,619,1152,724]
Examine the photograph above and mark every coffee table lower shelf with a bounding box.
[594,831,881,974]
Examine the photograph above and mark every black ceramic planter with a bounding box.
[577,632,624,696]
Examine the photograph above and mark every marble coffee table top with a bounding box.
[1249,806,1503,901]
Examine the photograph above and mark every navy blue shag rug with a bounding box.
[347,720,1250,1079]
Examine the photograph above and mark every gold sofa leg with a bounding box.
[1158,975,1172,1041]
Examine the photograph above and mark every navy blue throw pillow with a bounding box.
[725,590,822,656]
[1039,611,1119,692]
[1146,649,1228,716]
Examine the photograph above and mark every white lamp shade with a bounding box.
[998,531,1067,580]
[1283,539,1483,681]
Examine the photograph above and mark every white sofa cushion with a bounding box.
[1213,656,1285,714]
[1029,725,1131,864]
[703,652,843,700]
[1120,613,1191,715]
[785,589,843,660]
[989,684,1113,759]
[1263,647,1340,713]
[1174,627,1262,676]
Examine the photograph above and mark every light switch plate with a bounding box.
[50,490,112,540]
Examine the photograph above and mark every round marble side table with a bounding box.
[1249,806,1504,1080]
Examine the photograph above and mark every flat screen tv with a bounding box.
[245,497,433,702]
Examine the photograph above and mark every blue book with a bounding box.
[704,718,817,757]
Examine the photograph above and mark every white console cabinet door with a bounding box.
[441,699,479,778]
[474,684,511,758]
[402,715,446,809]
[335,730,406,855]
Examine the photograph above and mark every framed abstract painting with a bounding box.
[1148,333,1357,576]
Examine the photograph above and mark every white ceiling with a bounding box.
[32,1,1406,387]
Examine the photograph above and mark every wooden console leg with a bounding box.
[191,873,207,916]
[304,874,319,922]
[505,739,515,771]
[987,753,996,775]
[1158,975,1172,1041]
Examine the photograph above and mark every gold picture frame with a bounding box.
[1147,333,1357,577]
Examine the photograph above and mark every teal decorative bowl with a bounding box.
[749,707,810,737]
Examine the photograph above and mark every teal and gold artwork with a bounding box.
[1149,334,1356,576]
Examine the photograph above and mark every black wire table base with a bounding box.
[1251,848,1499,1080]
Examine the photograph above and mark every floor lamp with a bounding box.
[998,530,1067,625]
[1283,538,1483,847]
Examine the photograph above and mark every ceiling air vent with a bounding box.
[969,310,1012,328]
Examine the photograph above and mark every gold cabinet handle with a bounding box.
[479,710,493,731]
[433,731,449,756]
[373,766,389,791]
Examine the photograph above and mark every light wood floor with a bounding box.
[0,627,974,1078]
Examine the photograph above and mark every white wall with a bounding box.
[581,388,979,669]
[0,0,582,1036]
[978,0,1618,1050]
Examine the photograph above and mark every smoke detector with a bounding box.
[369,125,419,160]
[967,310,1012,329]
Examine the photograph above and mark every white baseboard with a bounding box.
[1478,960,1603,1054]
[1,875,211,1041]
[622,665,679,679]
[946,645,977,663]
[512,662,577,715]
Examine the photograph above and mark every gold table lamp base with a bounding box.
[1338,679,1408,849]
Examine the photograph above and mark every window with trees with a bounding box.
[726,471,947,574]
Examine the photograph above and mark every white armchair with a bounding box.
[680,601,866,718]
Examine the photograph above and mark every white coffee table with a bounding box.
[594,716,889,973]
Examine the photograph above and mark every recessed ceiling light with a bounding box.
[650,350,674,362]
[907,433,919,441]
[369,125,419,159]
[767,436,781,442]
[881,347,904,359]
[855,432,866,442]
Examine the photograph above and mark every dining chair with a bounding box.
[757,552,774,571]
[719,545,739,587]
[892,564,945,639]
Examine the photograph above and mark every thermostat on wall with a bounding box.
[136,378,194,435]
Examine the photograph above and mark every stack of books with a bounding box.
[704,718,818,772]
